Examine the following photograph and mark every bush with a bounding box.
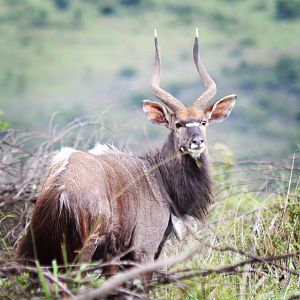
[210,10,238,29]
[119,0,141,6]
[239,36,256,47]
[53,0,71,11]
[275,0,300,20]
[30,7,50,27]
[100,5,115,16]
[119,67,137,78]
[275,56,299,85]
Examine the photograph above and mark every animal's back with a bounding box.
[16,146,170,265]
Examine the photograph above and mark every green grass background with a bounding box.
[0,0,299,158]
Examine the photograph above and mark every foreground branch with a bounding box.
[153,250,300,285]
[71,246,201,300]
[0,263,74,297]
[70,244,300,299]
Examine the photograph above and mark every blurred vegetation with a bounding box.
[275,0,300,20]
[0,0,299,158]
[0,111,9,130]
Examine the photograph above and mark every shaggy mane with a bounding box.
[145,133,212,220]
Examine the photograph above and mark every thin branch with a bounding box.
[70,246,201,300]
[0,263,74,297]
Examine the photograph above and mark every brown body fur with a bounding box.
[16,133,212,267]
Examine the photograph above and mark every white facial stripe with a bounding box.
[185,122,200,127]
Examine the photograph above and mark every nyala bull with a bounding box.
[17,29,236,280]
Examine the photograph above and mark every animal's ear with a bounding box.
[204,94,236,124]
[142,100,173,127]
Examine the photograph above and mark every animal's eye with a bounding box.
[201,121,207,126]
[175,123,184,129]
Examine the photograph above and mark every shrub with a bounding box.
[30,7,50,27]
[53,0,71,11]
[275,0,300,20]
[210,10,238,29]
[119,67,137,78]
[119,0,141,6]
[100,5,115,16]
[239,36,256,47]
[275,56,299,85]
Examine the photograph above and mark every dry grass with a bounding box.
[0,121,299,299]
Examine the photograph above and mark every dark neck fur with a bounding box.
[146,133,212,220]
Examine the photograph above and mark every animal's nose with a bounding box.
[192,136,204,146]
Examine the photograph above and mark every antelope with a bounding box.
[16,29,236,278]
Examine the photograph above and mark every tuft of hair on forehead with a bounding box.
[176,107,204,121]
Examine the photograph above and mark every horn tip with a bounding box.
[195,27,199,38]
[154,28,157,38]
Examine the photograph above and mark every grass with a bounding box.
[0,121,299,299]
[150,194,300,299]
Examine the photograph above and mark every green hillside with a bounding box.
[0,0,299,158]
